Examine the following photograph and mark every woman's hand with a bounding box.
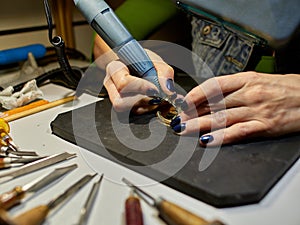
[104,50,175,114]
[171,72,300,146]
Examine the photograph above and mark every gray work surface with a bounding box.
[50,98,300,207]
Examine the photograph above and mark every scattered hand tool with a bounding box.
[122,178,226,225]
[12,173,96,225]
[0,208,17,225]
[0,118,19,153]
[125,191,144,225]
[0,152,76,184]
[75,174,103,225]
[0,156,45,170]
[0,100,49,119]
[0,164,77,210]
[0,148,38,157]
[0,118,38,157]
[3,95,76,122]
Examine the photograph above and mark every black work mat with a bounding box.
[51,98,300,207]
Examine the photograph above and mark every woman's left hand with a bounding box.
[171,72,300,146]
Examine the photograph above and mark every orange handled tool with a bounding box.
[0,100,49,119]
[0,118,18,152]
[0,118,37,157]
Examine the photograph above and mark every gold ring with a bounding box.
[156,99,178,126]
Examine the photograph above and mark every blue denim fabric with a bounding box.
[191,17,254,78]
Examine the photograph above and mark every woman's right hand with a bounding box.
[104,50,176,114]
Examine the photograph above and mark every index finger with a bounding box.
[184,72,249,109]
[106,60,159,95]
[146,49,175,95]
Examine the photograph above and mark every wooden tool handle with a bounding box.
[0,118,10,133]
[158,200,225,225]
[0,208,17,225]
[4,96,75,122]
[0,100,49,118]
[125,195,144,225]
[13,205,49,225]
[0,186,25,210]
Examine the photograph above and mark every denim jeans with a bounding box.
[191,17,255,78]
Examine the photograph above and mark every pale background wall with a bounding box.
[0,0,94,59]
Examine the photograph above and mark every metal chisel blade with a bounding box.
[0,164,78,210]
[0,152,76,184]
[24,164,78,193]
[6,149,38,157]
[76,174,103,225]
[47,173,96,210]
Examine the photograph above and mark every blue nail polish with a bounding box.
[170,116,181,128]
[175,98,188,111]
[148,98,162,105]
[166,79,175,92]
[169,92,177,101]
[200,135,214,144]
[175,98,183,105]
[180,100,188,111]
[172,123,186,133]
[146,89,159,97]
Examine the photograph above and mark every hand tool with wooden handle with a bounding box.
[0,118,19,152]
[0,118,38,157]
[75,174,103,225]
[3,95,76,122]
[0,152,76,184]
[0,156,45,170]
[0,100,49,119]
[125,192,144,225]
[0,148,38,157]
[13,173,96,225]
[0,164,77,210]
[122,178,226,225]
[0,208,17,225]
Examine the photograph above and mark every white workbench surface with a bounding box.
[1,83,300,225]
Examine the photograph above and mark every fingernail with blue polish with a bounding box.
[166,79,175,92]
[175,98,188,111]
[170,116,181,128]
[172,123,186,133]
[181,101,188,111]
[200,135,214,144]
[148,98,162,105]
[146,89,159,97]
[171,92,177,100]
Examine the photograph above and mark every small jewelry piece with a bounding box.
[156,98,179,126]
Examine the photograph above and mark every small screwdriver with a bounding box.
[122,178,226,225]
